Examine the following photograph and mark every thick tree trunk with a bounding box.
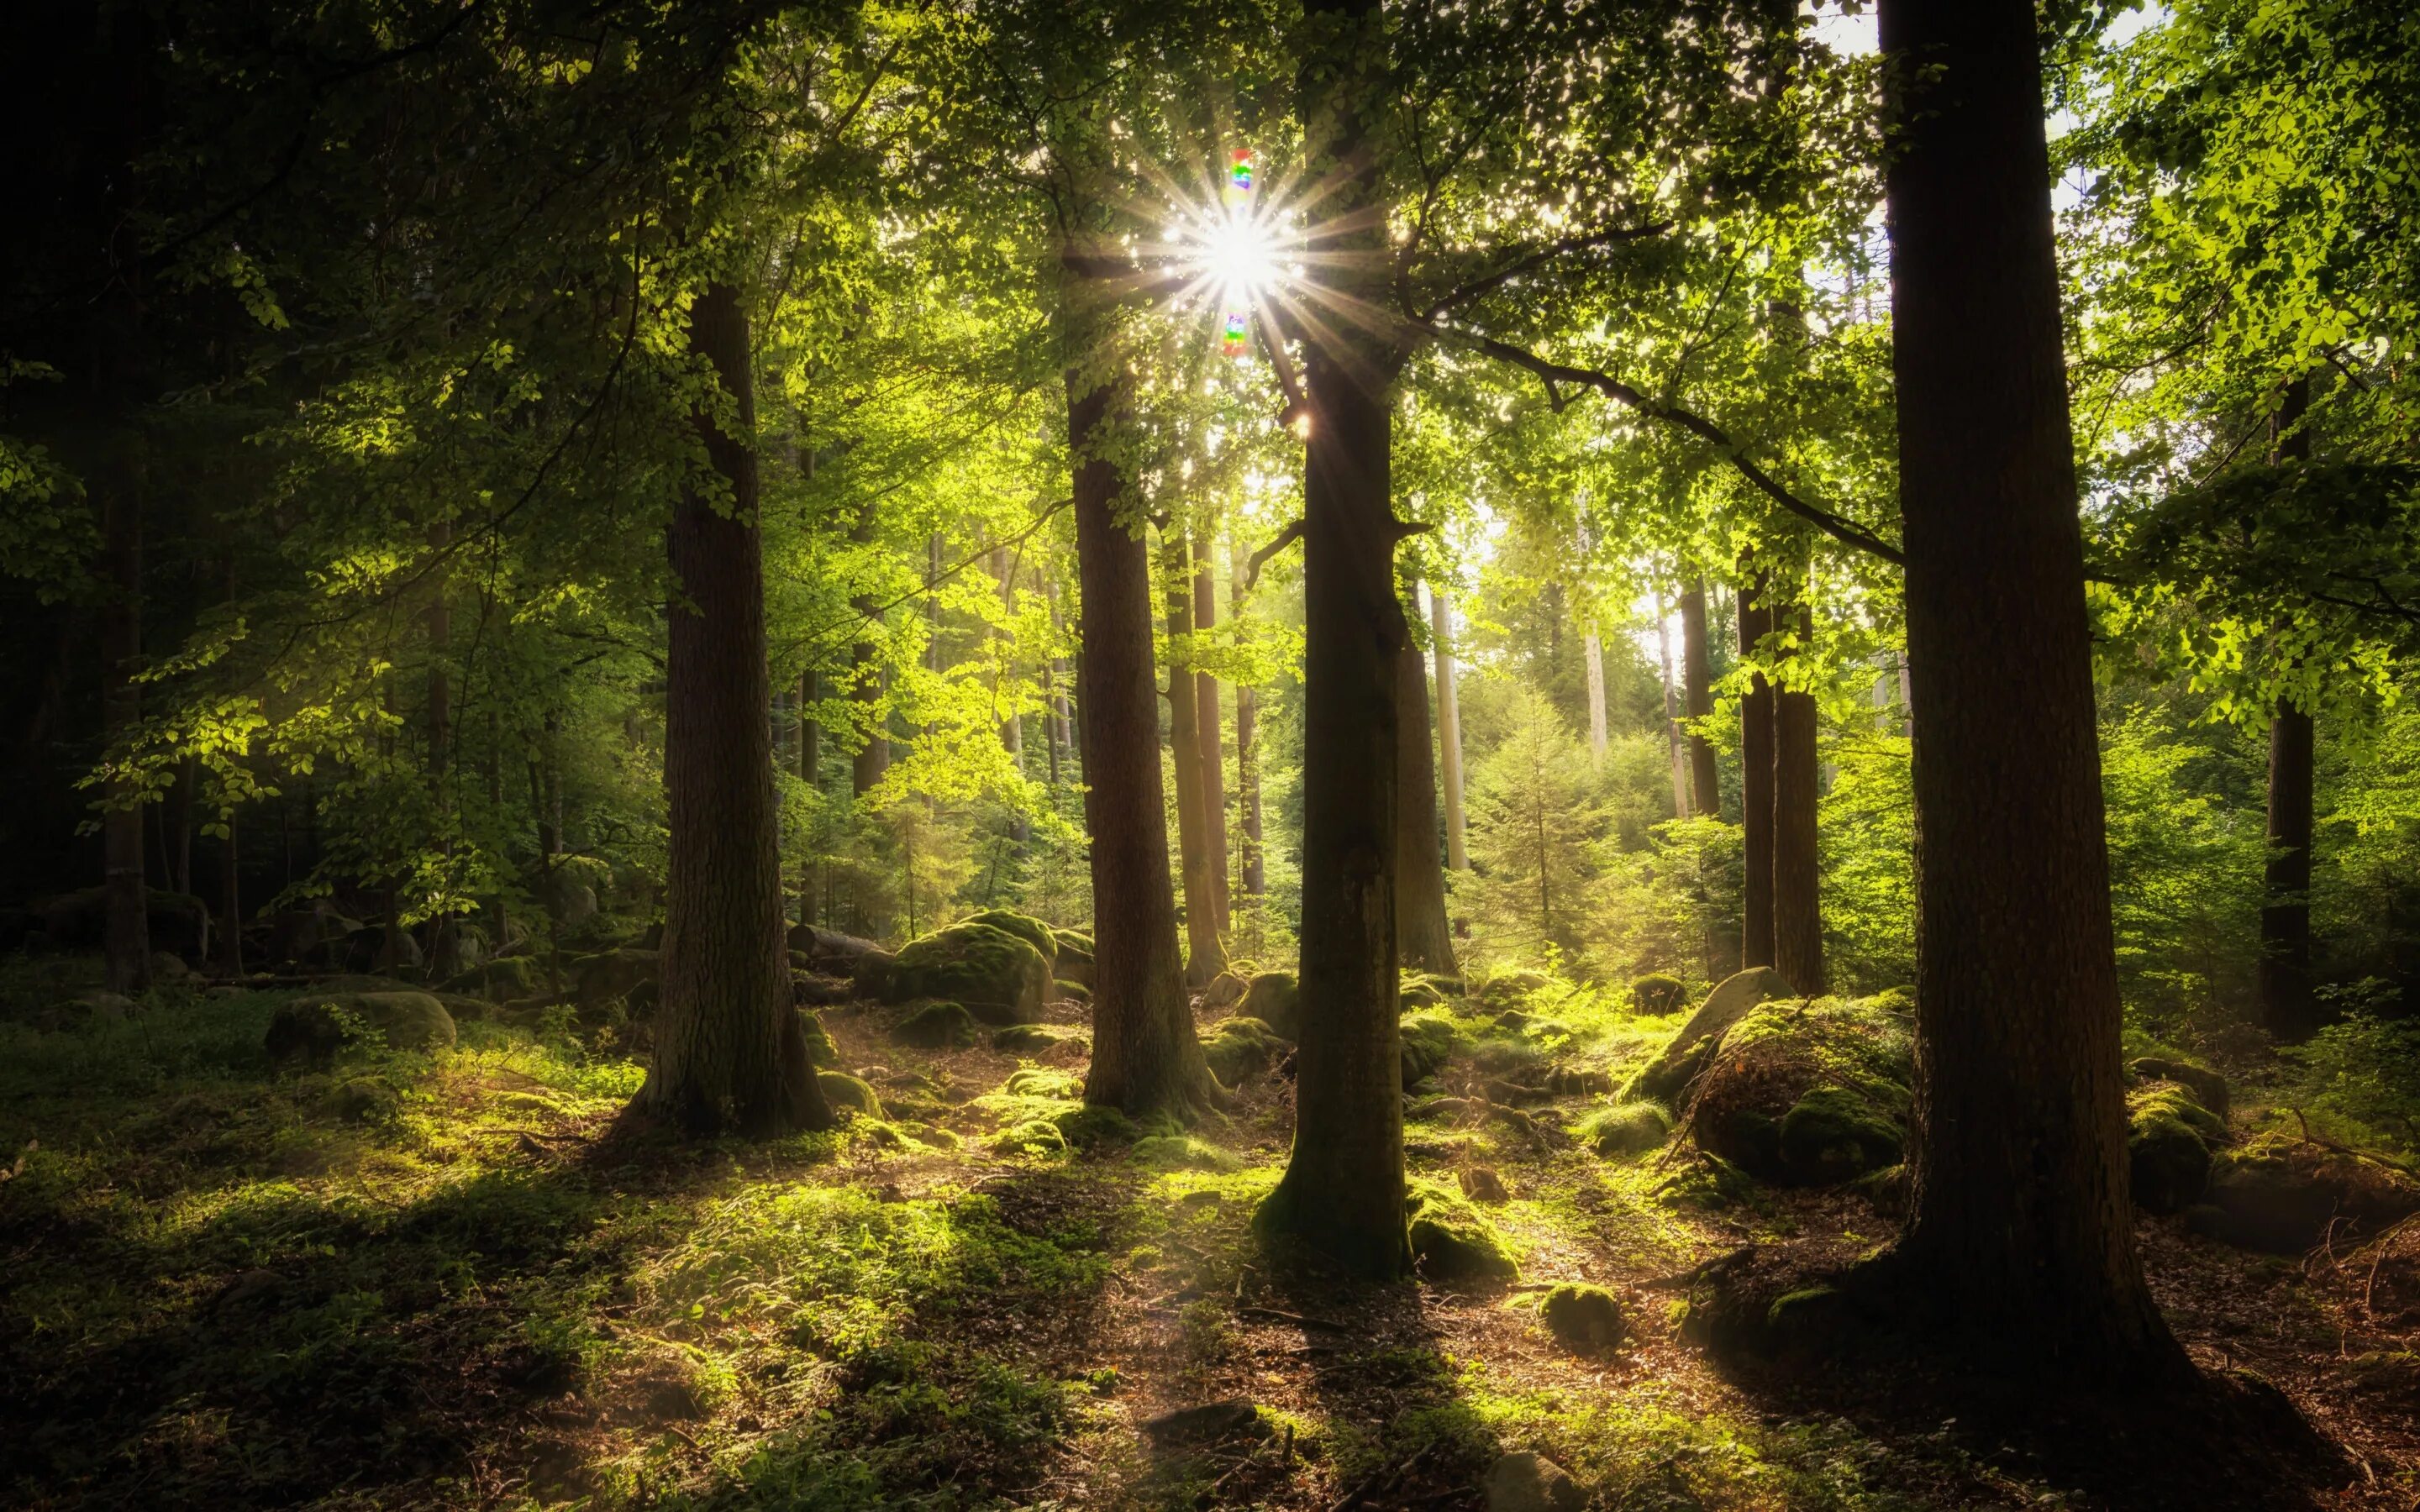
[2260,702,2317,1041]
[1432,588,1467,870]
[1738,573,1776,969]
[102,478,151,993]
[1396,640,1458,974]
[1772,596,1826,995]
[634,281,832,1138]
[1163,529,1229,984]
[1874,0,2181,1373]
[1065,302,1215,1120]
[1192,532,1230,927]
[1256,0,1411,1271]
[1680,582,1721,818]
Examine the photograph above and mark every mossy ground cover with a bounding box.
[4,959,2418,1508]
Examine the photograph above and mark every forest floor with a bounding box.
[3,958,2418,1511]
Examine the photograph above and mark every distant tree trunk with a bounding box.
[1432,588,1467,870]
[427,521,453,777]
[1396,640,1458,974]
[1873,0,2181,1373]
[1231,538,1265,897]
[991,543,1029,846]
[634,281,832,1138]
[1256,0,1412,1280]
[1582,629,1609,761]
[101,476,152,993]
[1680,582,1721,818]
[1656,597,1690,818]
[850,501,890,799]
[1738,571,1776,969]
[2261,378,2317,1042]
[797,669,818,784]
[1772,591,1826,995]
[1062,265,1216,1120]
[1192,531,1231,926]
[218,806,244,978]
[1163,528,1228,985]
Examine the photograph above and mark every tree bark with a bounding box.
[1192,531,1231,927]
[1583,629,1609,762]
[102,476,152,993]
[1873,0,2181,1373]
[2260,702,2317,1041]
[1680,581,1721,818]
[850,501,890,798]
[1772,593,1826,995]
[1656,597,1691,819]
[218,806,244,978]
[634,281,832,1138]
[1256,0,1411,1278]
[1738,571,1776,969]
[1063,273,1216,1120]
[1396,638,1458,974]
[1232,538,1265,896]
[1432,588,1468,869]
[1163,528,1229,984]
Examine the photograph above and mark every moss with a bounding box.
[1630,974,1687,1015]
[1399,1010,1469,1089]
[892,1000,980,1048]
[1054,980,1092,1006]
[990,1118,1069,1156]
[1399,971,1460,1009]
[1239,971,1301,1040]
[1132,1135,1239,1172]
[1202,1016,1287,1086]
[1470,969,1553,1011]
[886,923,1050,1025]
[1051,1102,1141,1148]
[1578,1101,1671,1158]
[817,1071,885,1119]
[2128,1084,2221,1215]
[1686,995,1912,1187]
[1005,1067,1083,1100]
[992,1023,1071,1053]
[1405,1180,1518,1284]
[957,910,1059,963]
[266,992,456,1066]
[798,1011,838,1068]
[1776,1085,1905,1184]
[1655,1153,1758,1212]
[1540,1282,1624,1353]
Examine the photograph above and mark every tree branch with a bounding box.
[1244,520,1306,590]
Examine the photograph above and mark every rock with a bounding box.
[1202,971,1248,1009]
[992,1022,1068,1053]
[1050,928,1095,989]
[1141,1399,1264,1446]
[150,952,191,984]
[1581,1101,1671,1158]
[1623,966,1795,1106]
[1471,969,1553,1011]
[324,1078,399,1123]
[797,1011,839,1068]
[989,1118,1069,1156]
[266,991,456,1066]
[883,922,1050,1025]
[817,1071,884,1118]
[570,948,659,1011]
[955,910,1058,965]
[1407,1183,1518,1283]
[51,990,135,1027]
[1458,1167,1510,1204]
[1686,995,1910,1187]
[1239,970,1301,1040]
[1631,973,1687,1015]
[1006,1066,1083,1099]
[2128,1084,2225,1214]
[542,870,597,925]
[1544,1065,1612,1096]
[1539,1283,1624,1354]
[892,1000,980,1048]
[339,925,425,975]
[443,953,540,1001]
[425,923,486,982]
[1054,979,1092,1006]
[2130,1056,2231,1120]
[1203,1016,1288,1086]
[1400,971,1460,1009]
[42,886,212,958]
[1400,1010,1467,1089]
[1484,1452,1584,1512]
[2187,1137,2420,1253]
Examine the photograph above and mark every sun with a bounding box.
[1196,207,1281,309]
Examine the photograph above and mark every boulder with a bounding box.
[956,910,1058,967]
[2187,1137,2420,1254]
[2129,1056,2230,1120]
[882,922,1050,1025]
[1407,1182,1518,1283]
[992,1023,1076,1053]
[1050,928,1096,990]
[1457,1167,1509,1204]
[1630,973,1688,1015]
[1239,970,1301,1040]
[797,1011,839,1068]
[42,886,212,958]
[1623,966,1796,1106]
[341,925,423,975]
[1399,1010,1467,1089]
[892,1000,980,1049]
[1202,971,1248,1010]
[2128,1084,2225,1215]
[1579,1101,1671,1158]
[1483,1452,1584,1512]
[1471,969,1553,1011]
[1685,995,1910,1187]
[266,991,456,1066]
[1400,971,1460,1010]
[425,922,486,982]
[541,871,597,926]
[571,948,659,1011]
[1203,1016,1288,1086]
[1539,1283,1624,1353]
[817,1071,884,1118]
[442,953,540,1001]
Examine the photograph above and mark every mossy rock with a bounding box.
[991,1118,1069,1156]
[1054,979,1092,1006]
[817,1071,884,1119]
[1400,971,1460,1010]
[1685,995,1910,1188]
[1850,1162,1908,1217]
[1579,1101,1671,1158]
[1407,1181,1518,1284]
[1655,1152,1760,1212]
[570,948,659,1011]
[2128,1089,2216,1215]
[1630,973,1688,1015]
[893,1000,980,1049]
[266,991,456,1066]
[797,1010,839,1068]
[1540,1283,1624,1353]
[883,922,1051,1025]
[1203,971,1248,1009]
[1052,1102,1143,1148]
[1005,1066,1083,1100]
[1203,1016,1288,1086]
[1399,1010,1469,1089]
[2129,1056,2231,1121]
[1051,928,1096,989]
[1470,969,1553,1011]
[1239,970,1301,1040]
[324,1078,400,1124]
[441,953,539,1001]
[2186,1135,2420,1253]
[992,1023,1072,1053]
[958,909,1059,966]
[1132,1134,1240,1172]
[1623,966,1796,1106]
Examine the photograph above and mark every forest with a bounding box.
[3,0,2418,1506]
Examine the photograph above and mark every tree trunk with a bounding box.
[634,281,832,1138]
[1063,274,1215,1120]
[1432,588,1468,870]
[1163,528,1228,984]
[218,806,244,978]
[798,669,818,784]
[1192,531,1231,927]
[1256,0,1411,1278]
[1395,638,1458,974]
[102,476,151,993]
[1656,597,1690,819]
[850,501,890,798]
[1738,571,1776,969]
[1232,538,1265,896]
[1873,0,2181,1373]
[1583,629,1609,762]
[1772,594,1826,995]
[1680,581,1721,818]
[2260,702,2317,1041]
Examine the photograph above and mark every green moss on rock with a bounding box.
[1239,971,1301,1040]
[1005,1067,1083,1100]
[958,909,1059,965]
[1399,1010,1469,1089]
[1203,1016,1288,1086]
[892,1000,980,1049]
[797,1011,839,1068]
[990,1119,1068,1156]
[817,1071,884,1119]
[1578,1101,1671,1158]
[1622,966,1796,1106]
[1630,974,1687,1015]
[266,991,456,1066]
[884,922,1051,1025]
[1686,995,1911,1187]
[992,1023,1071,1053]
[1540,1283,1624,1353]
[1051,1103,1141,1148]
[1406,1181,1518,1284]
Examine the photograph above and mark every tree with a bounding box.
[1679,580,1722,817]
[1864,0,2183,1373]
[1770,564,1826,995]
[1396,637,1458,974]
[1163,528,1230,984]
[1738,570,1776,968]
[1462,684,1599,960]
